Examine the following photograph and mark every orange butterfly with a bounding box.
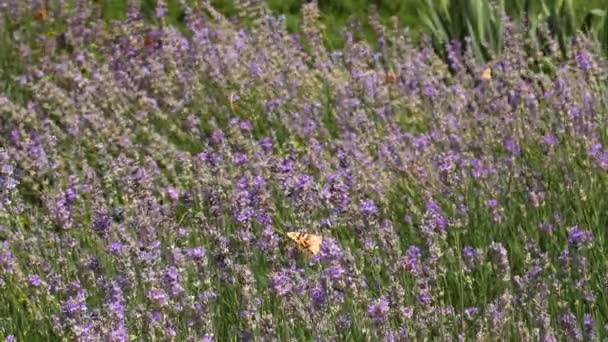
[384,71,398,84]
[481,67,492,81]
[33,6,48,22]
[286,232,322,256]
[143,35,162,49]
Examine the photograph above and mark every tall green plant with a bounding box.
[583,8,608,52]
[418,0,505,62]
[418,0,607,63]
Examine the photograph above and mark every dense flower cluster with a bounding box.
[0,0,607,340]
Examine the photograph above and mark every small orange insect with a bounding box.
[33,6,48,22]
[384,71,398,84]
[143,31,162,49]
[286,232,322,256]
[143,36,156,47]
[481,67,492,81]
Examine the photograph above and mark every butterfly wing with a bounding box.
[481,67,492,81]
[286,232,322,256]
[306,234,322,255]
[33,6,47,22]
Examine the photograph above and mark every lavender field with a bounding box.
[1,1,608,341]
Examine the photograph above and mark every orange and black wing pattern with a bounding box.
[286,232,322,256]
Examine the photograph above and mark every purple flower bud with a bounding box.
[106,241,122,256]
[324,265,345,281]
[259,137,273,151]
[485,199,498,209]
[335,313,351,331]
[28,274,42,288]
[239,120,252,132]
[270,272,292,296]
[423,85,436,97]
[166,188,179,201]
[426,200,441,215]
[309,284,326,307]
[503,139,520,155]
[147,288,169,307]
[360,199,378,216]
[164,266,180,285]
[186,247,205,261]
[65,188,77,203]
[538,222,554,235]
[462,246,477,262]
[568,226,593,248]
[575,52,591,71]
[583,314,594,337]
[464,307,479,320]
[367,296,390,323]
[401,246,422,273]
[0,245,14,274]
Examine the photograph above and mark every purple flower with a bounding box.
[489,242,510,281]
[64,188,77,203]
[239,120,252,132]
[92,211,111,238]
[462,246,479,272]
[485,199,498,209]
[28,274,42,288]
[4,336,15,342]
[423,85,436,97]
[166,187,180,201]
[503,139,520,155]
[583,314,594,338]
[575,52,591,71]
[367,296,390,323]
[164,266,180,285]
[324,265,345,281]
[186,247,205,261]
[270,272,292,296]
[232,153,249,166]
[149,311,162,323]
[316,238,343,263]
[335,313,351,331]
[0,245,14,274]
[106,241,122,256]
[359,199,378,216]
[568,226,593,248]
[155,7,166,18]
[1,164,12,175]
[401,246,422,274]
[540,334,558,342]
[309,284,326,306]
[108,323,127,342]
[464,307,479,320]
[588,143,602,157]
[259,137,273,151]
[541,134,557,148]
[417,288,432,306]
[538,222,554,235]
[147,288,169,307]
[462,246,477,262]
[559,311,583,340]
[426,200,441,215]
[61,296,87,318]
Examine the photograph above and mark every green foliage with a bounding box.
[92,0,608,58]
[418,0,505,62]
[418,0,608,62]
